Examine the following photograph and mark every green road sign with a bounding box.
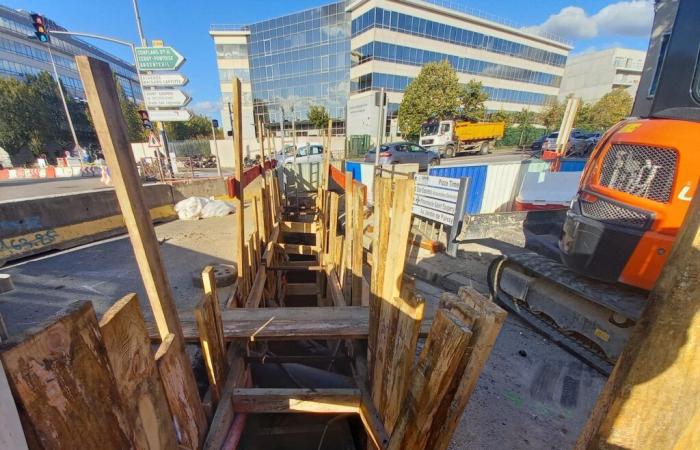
[135,47,185,71]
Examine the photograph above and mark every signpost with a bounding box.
[140,73,188,87]
[148,110,192,122]
[135,47,185,71]
[143,89,190,108]
[412,174,470,256]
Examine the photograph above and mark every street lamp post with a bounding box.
[45,44,81,156]
[211,120,222,178]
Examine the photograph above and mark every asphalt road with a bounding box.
[0,151,528,201]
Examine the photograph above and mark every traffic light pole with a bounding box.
[211,121,222,178]
[46,45,81,155]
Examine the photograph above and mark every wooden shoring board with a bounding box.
[281,221,316,233]
[0,301,134,449]
[279,243,318,255]
[202,267,226,365]
[195,292,229,404]
[381,280,426,433]
[286,282,317,296]
[426,287,506,450]
[371,178,416,413]
[232,388,360,414]
[75,55,203,446]
[155,334,208,450]
[341,172,354,299]
[387,309,472,450]
[328,192,340,267]
[231,77,246,308]
[368,177,391,374]
[203,343,249,450]
[147,306,433,342]
[350,184,365,306]
[99,294,178,450]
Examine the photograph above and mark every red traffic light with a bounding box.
[138,110,152,130]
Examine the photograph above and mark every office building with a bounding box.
[558,48,646,103]
[0,5,141,102]
[211,0,571,139]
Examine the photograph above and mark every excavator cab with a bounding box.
[560,0,700,290]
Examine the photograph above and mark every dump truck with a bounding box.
[419,119,505,157]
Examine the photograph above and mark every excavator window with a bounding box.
[648,33,671,98]
[693,49,700,102]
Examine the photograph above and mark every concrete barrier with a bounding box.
[169,177,229,202]
[0,185,175,265]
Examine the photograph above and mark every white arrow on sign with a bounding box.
[147,109,192,122]
[140,73,189,87]
[143,89,190,108]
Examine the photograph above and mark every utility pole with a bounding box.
[47,45,81,155]
[211,119,222,178]
[374,87,386,167]
[131,0,147,46]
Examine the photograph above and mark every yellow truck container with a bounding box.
[419,119,506,157]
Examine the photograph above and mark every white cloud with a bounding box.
[190,100,222,115]
[524,1,654,41]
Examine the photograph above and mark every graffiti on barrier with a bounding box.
[0,229,58,255]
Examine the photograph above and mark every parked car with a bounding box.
[280,143,324,165]
[364,141,440,171]
[541,129,591,157]
[530,133,551,153]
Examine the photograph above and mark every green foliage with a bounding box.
[589,88,633,129]
[164,114,216,141]
[116,81,148,143]
[0,76,34,155]
[307,105,330,131]
[489,108,510,125]
[460,80,488,120]
[27,72,72,153]
[398,61,462,138]
[497,126,547,147]
[538,99,565,130]
[513,108,537,146]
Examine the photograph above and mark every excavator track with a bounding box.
[488,253,648,376]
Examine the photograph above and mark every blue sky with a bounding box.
[6,0,653,121]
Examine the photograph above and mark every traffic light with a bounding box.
[30,14,50,43]
[138,110,152,130]
[212,119,219,129]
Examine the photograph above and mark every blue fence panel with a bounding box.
[429,165,488,214]
[345,161,363,181]
[560,159,587,172]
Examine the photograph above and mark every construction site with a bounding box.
[1,1,700,449]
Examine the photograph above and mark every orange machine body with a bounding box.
[560,118,699,290]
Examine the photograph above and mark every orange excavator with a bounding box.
[489,0,699,374]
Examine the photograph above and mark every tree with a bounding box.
[589,88,633,129]
[164,114,216,140]
[538,98,565,130]
[307,105,330,131]
[26,72,72,154]
[460,80,488,120]
[116,80,148,143]
[514,108,536,146]
[0,77,34,155]
[398,61,462,137]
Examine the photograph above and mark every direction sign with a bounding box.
[135,47,185,71]
[140,73,188,87]
[143,89,190,108]
[148,109,192,122]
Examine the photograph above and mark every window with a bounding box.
[649,33,671,98]
[310,145,323,155]
[410,144,424,152]
[216,44,248,59]
[693,48,700,103]
[440,123,451,134]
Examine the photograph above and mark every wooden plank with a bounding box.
[0,360,29,450]
[76,56,205,433]
[327,266,347,307]
[351,184,365,306]
[575,191,700,450]
[341,172,354,300]
[369,177,391,375]
[99,294,178,450]
[203,343,248,450]
[372,178,415,411]
[244,267,267,308]
[231,77,246,307]
[387,309,472,450]
[382,281,426,433]
[155,334,208,450]
[232,388,360,414]
[286,282,317,296]
[0,301,134,449]
[328,192,340,266]
[426,288,506,450]
[281,221,316,233]
[202,267,226,364]
[359,390,389,450]
[279,243,317,255]
[195,293,228,404]
[148,306,433,342]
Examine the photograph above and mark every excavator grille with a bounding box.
[580,197,650,229]
[598,144,677,203]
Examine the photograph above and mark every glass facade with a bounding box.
[352,7,567,68]
[352,72,556,106]
[247,1,350,130]
[352,41,562,87]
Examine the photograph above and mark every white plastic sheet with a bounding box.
[174,197,235,220]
